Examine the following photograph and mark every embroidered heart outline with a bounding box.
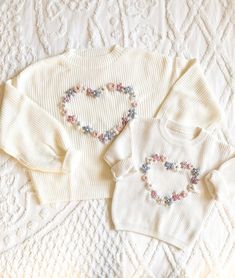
[59,82,138,143]
[140,153,200,206]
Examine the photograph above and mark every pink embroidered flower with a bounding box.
[191,177,199,184]
[86,88,93,96]
[116,83,124,91]
[151,190,157,199]
[180,161,193,170]
[172,192,178,201]
[178,194,183,200]
[63,96,70,103]
[122,117,128,125]
[172,195,177,201]
[175,193,181,200]
[106,83,116,91]
[151,154,160,161]
[180,161,188,169]
[98,134,106,143]
[67,115,77,124]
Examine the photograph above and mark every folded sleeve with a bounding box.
[158,57,224,131]
[104,122,134,180]
[0,79,77,174]
[205,155,235,203]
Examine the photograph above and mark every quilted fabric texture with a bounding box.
[0,0,234,277]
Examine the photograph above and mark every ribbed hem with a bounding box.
[29,169,114,204]
[70,181,114,200]
[113,221,189,250]
[60,44,127,69]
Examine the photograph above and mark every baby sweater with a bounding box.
[104,118,235,249]
[0,44,224,203]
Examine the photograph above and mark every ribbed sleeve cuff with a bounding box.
[104,156,135,180]
[205,170,229,202]
[29,148,80,204]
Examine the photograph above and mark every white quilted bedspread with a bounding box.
[0,0,235,277]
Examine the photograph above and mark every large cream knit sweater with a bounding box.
[0,45,225,203]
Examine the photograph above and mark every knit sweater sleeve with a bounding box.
[158,57,223,131]
[205,147,235,203]
[0,79,77,174]
[104,122,134,180]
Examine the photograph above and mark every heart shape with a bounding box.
[59,82,138,143]
[140,153,200,206]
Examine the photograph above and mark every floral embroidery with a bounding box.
[140,153,200,206]
[59,82,138,144]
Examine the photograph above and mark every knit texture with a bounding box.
[0,45,224,203]
[104,118,235,249]
[205,157,235,204]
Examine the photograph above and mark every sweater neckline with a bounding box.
[60,44,126,68]
[158,117,208,146]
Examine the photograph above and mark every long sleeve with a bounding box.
[206,155,235,203]
[0,79,77,174]
[157,57,224,132]
[104,122,134,180]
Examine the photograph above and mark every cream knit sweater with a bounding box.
[104,118,235,249]
[0,45,225,203]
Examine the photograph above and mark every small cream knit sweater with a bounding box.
[104,118,235,249]
[0,45,225,203]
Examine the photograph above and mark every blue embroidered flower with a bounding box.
[104,130,116,141]
[127,108,137,119]
[164,196,173,206]
[124,86,134,95]
[93,90,102,97]
[82,125,92,134]
[66,88,76,96]
[164,161,174,170]
[140,163,150,173]
[191,168,200,176]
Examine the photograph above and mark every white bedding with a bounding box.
[0,0,234,277]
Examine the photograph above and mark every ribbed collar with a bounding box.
[60,44,126,69]
[158,117,208,146]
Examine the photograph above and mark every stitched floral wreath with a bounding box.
[140,153,200,206]
[59,82,138,144]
